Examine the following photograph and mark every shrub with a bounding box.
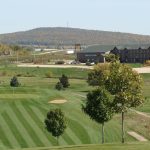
[145,60,150,66]
[45,72,53,78]
[55,60,65,65]
[16,73,22,77]
[55,82,63,90]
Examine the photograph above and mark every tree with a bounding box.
[45,109,67,145]
[10,76,20,87]
[59,74,70,88]
[104,53,119,63]
[82,88,113,144]
[87,62,145,143]
[105,62,144,143]
[55,82,63,90]
[87,63,110,86]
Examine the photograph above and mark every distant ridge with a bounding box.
[0,27,150,46]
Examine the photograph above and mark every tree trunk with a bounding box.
[121,111,125,143]
[13,87,14,94]
[57,136,59,146]
[102,123,104,144]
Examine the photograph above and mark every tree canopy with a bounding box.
[45,109,67,140]
[105,62,144,112]
[83,88,113,124]
[87,63,110,86]
[104,53,119,63]
[87,61,145,143]
[82,88,113,143]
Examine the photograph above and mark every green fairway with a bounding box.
[0,66,150,149]
[0,72,135,149]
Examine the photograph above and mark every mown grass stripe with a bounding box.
[29,103,76,145]
[11,103,44,147]
[2,111,28,148]
[22,104,56,145]
[0,123,12,149]
[29,105,70,145]
[6,105,36,147]
[64,127,81,145]
[0,115,21,148]
[61,132,75,145]
[16,102,52,146]
[65,111,97,143]
[31,104,80,145]
[69,119,91,144]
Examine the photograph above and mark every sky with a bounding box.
[0,0,150,35]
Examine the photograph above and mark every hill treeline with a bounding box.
[0,27,150,46]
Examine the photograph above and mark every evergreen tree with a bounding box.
[55,82,63,90]
[10,76,20,87]
[59,74,70,88]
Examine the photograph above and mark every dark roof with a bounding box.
[78,51,105,54]
[82,45,115,52]
[81,44,150,53]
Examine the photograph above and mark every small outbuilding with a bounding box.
[77,44,150,63]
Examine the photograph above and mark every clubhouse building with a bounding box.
[77,45,150,63]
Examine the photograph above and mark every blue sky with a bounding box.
[1,0,150,35]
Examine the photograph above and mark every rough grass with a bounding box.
[0,66,89,79]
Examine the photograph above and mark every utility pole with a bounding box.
[17,51,18,64]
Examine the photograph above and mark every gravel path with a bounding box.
[128,131,148,141]
[130,109,150,119]
[17,64,150,73]
[17,64,93,69]
[133,67,150,73]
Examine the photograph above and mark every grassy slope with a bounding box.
[0,67,135,149]
[137,74,150,112]
[0,66,150,149]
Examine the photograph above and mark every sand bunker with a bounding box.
[48,99,67,104]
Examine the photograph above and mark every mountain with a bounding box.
[0,27,150,46]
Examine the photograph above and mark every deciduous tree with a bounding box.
[87,63,110,86]
[105,62,144,143]
[87,62,145,143]
[82,88,113,144]
[45,109,67,145]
